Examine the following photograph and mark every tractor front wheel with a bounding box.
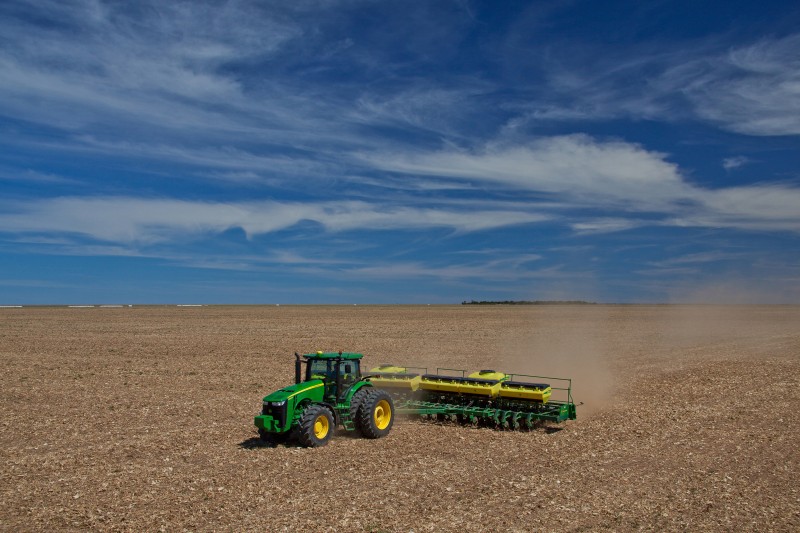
[357,389,394,439]
[298,405,335,448]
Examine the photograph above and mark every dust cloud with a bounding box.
[669,277,800,305]
[495,307,615,416]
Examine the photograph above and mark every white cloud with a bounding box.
[681,35,800,136]
[5,136,791,248]
[353,85,491,139]
[0,168,81,185]
[0,0,360,150]
[364,134,693,211]
[345,261,567,282]
[722,156,750,171]
[0,196,549,244]
[518,34,800,137]
[676,185,800,232]
[649,251,743,267]
[365,134,800,233]
[571,218,642,235]
[70,136,334,177]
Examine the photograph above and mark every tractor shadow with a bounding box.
[238,437,272,449]
[237,423,562,449]
[237,436,302,450]
[238,428,362,449]
[333,428,365,440]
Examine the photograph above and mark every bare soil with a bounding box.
[1,305,798,532]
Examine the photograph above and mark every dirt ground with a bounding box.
[1,305,798,532]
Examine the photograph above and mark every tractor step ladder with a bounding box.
[336,403,356,431]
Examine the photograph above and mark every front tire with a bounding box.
[298,405,335,447]
[357,389,394,439]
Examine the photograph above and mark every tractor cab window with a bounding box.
[307,359,332,381]
[339,360,359,386]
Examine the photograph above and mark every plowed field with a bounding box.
[2,305,798,531]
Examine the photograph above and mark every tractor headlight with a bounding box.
[261,400,287,420]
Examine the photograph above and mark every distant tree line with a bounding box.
[461,300,596,305]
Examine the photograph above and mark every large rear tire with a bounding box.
[298,405,334,447]
[349,387,371,428]
[357,389,394,439]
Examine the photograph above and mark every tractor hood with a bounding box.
[262,379,324,403]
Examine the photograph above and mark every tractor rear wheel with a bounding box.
[349,387,371,427]
[298,404,334,447]
[357,389,394,439]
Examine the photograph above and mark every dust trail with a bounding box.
[495,309,614,416]
[669,277,800,305]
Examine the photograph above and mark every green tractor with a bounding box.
[254,351,394,447]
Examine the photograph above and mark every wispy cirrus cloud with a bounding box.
[570,218,642,235]
[654,251,743,266]
[344,261,566,283]
[676,34,800,136]
[722,156,750,171]
[0,167,82,185]
[515,33,800,137]
[0,0,373,154]
[0,196,549,244]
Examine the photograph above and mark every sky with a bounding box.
[1,0,799,304]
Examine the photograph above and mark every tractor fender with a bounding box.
[319,401,340,425]
[343,380,373,403]
[297,399,340,426]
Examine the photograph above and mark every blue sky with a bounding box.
[1,0,799,304]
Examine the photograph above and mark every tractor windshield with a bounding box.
[307,359,333,381]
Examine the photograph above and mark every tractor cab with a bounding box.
[296,351,363,401]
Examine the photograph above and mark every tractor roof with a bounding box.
[303,351,363,360]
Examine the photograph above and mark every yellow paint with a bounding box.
[285,382,323,399]
[499,384,552,403]
[418,377,460,394]
[374,399,392,430]
[419,376,502,397]
[369,365,408,373]
[467,370,507,381]
[457,380,502,397]
[368,374,421,391]
[313,413,329,439]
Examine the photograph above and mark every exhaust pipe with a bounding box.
[294,352,302,384]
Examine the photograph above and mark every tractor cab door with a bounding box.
[336,360,361,400]
[307,358,337,399]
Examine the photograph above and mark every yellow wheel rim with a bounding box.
[374,399,392,430]
[313,414,329,439]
